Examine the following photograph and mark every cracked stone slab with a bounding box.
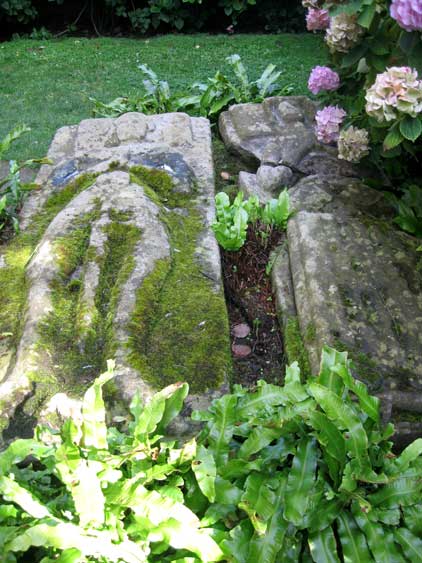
[0,112,231,442]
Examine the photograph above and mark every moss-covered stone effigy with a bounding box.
[0,112,231,441]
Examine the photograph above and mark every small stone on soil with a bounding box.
[232,343,252,357]
[232,323,251,338]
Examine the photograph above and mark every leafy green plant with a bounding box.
[0,125,50,234]
[90,64,185,118]
[212,189,292,251]
[261,190,291,229]
[90,55,293,120]
[0,360,223,562]
[2,348,422,562]
[212,192,249,251]
[386,184,422,237]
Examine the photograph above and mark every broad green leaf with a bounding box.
[214,476,242,505]
[0,125,30,158]
[237,381,288,418]
[53,548,84,563]
[0,439,52,475]
[5,522,146,563]
[372,507,401,526]
[69,460,105,528]
[368,475,422,508]
[395,528,422,562]
[308,383,369,472]
[332,364,379,422]
[329,0,363,16]
[308,526,340,563]
[284,361,301,385]
[192,445,216,502]
[394,438,422,471]
[0,505,18,522]
[351,501,401,562]
[158,382,189,432]
[400,116,422,142]
[238,427,283,459]
[317,346,347,396]
[306,497,345,533]
[147,518,223,562]
[383,125,404,151]
[402,505,422,536]
[357,4,375,28]
[207,394,237,465]
[239,473,276,533]
[278,527,302,562]
[309,410,346,485]
[247,478,288,563]
[284,438,317,526]
[0,476,52,519]
[337,513,373,562]
[341,43,368,68]
[81,360,115,449]
[219,458,262,480]
[309,411,346,464]
[221,520,254,563]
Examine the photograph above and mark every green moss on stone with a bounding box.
[0,173,96,357]
[304,322,316,343]
[126,165,231,393]
[38,224,93,387]
[108,209,133,222]
[284,317,311,377]
[130,165,191,208]
[94,221,140,361]
[128,207,231,393]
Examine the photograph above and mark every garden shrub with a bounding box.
[302,0,422,213]
[90,56,293,121]
[0,0,305,34]
[1,348,422,561]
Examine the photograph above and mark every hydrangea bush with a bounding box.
[302,0,422,176]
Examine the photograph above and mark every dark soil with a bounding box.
[221,222,286,387]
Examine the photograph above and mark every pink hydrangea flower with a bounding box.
[308,66,340,95]
[306,8,330,30]
[315,105,347,144]
[365,66,422,122]
[390,0,422,31]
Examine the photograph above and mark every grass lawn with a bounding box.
[0,34,327,161]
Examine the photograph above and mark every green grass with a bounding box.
[0,34,327,161]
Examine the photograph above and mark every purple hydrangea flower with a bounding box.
[315,105,347,144]
[308,66,340,95]
[306,8,330,31]
[390,0,422,31]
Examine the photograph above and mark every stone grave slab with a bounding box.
[0,112,231,441]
